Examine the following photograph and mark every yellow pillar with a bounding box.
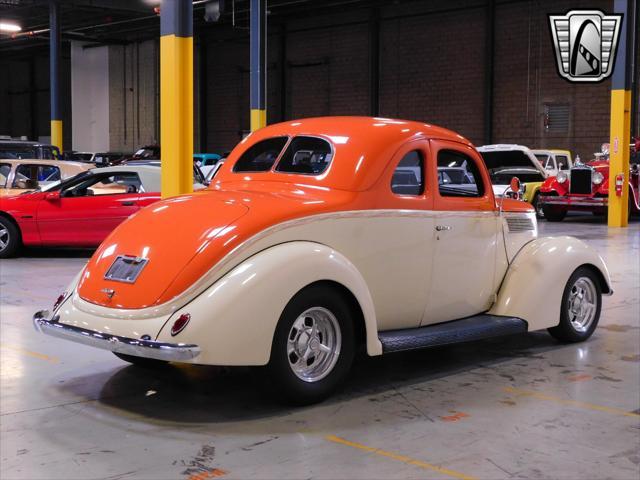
[50,120,63,153]
[607,90,631,227]
[160,0,194,199]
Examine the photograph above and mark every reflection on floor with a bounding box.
[1,215,638,480]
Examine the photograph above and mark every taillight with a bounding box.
[53,292,67,311]
[171,313,191,336]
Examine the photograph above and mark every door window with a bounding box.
[391,150,424,196]
[0,164,10,188]
[556,155,569,170]
[437,150,484,197]
[12,164,61,189]
[61,173,142,197]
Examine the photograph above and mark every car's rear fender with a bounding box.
[488,236,612,331]
[155,241,381,365]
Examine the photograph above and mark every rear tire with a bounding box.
[266,284,355,405]
[0,216,21,259]
[548,267,602,343]
[542,205,567,222]
[113,352,168,368]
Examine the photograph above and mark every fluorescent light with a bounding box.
[0,22,21,33]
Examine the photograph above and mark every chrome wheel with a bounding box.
[567,277,598,333]
[287,307,341,383]
[0,226,9,252]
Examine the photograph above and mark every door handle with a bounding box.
[435,225,452,231]
[121,201,135,206]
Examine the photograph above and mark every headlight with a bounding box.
[592,171,604,185]
[556,171,568,183]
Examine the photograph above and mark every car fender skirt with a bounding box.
[489,236,613,331]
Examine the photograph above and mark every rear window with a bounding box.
[275,136,333,175]
[233,137,288,172]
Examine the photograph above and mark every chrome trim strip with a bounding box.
[540,196,607,206]
[32,310,200,362]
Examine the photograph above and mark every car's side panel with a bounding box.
[488,236,613,331]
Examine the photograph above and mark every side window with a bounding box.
[391,150,424,196]
[556,155,569,170]
[12,164,60,189]
[62,173,142,197]
[233,136,288,172]
[437,150,485,198]
[275,136,333,175]
[0,164,10,188]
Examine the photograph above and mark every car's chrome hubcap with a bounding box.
[568,277,597,333]
[0,227,8,251]
[287,307,341,383]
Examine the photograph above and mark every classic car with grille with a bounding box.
[539,140,640,221]
[33,117,612,404]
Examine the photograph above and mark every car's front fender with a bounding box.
[488,236,613,331]
[156,241,382,365]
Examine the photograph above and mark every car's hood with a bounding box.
[77,183,354,309]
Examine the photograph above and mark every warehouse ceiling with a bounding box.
[0,0,399,56]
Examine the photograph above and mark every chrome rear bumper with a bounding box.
[33,310,201,362]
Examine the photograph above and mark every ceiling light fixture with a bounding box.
[0,22,21,33]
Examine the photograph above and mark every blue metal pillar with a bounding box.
[49,0,62,152]
[250,0,266,131]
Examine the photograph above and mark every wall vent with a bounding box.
[544,103,570,134]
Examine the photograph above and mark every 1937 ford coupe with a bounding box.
[34,117,612,404]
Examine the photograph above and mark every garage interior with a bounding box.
[1,1,639,479]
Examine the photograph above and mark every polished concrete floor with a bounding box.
[1,215,639,480]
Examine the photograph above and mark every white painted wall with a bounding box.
[71,41,110,152]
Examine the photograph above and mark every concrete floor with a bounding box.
[1,215,639,480]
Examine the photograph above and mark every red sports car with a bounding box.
[0,165,162,258]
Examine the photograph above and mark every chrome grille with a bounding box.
[570,168,592,194]
[506,216,535,233]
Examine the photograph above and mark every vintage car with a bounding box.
[477,144,572,217]
[0,158,93,197]
[0,165,164,258]
[33,117,612,404]
[539,141,640,221]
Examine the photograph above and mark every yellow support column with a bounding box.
[250,0,267,131]
[49,1,63,153]
[607,0,633,227]
[160,0,193,199]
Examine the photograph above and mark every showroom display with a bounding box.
[1,165,163,258]
[477,144,573,217]
[33,117,612,404]
[539,141,640,221]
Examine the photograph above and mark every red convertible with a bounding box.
[0,165,163,258]
[539,140,640,221]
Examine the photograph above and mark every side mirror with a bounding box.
[510,177,521,196]
[44,191,60,201]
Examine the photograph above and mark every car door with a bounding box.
[422,140,500,325]
[37,172,142,246]
[369,140,435,331]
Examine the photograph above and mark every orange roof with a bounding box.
[214,116,472,192]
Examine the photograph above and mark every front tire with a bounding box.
[542,205,567,222]
[531,192,544,218]
[548,267,602,342]
[0,216,21,259]
[266,284,355,405]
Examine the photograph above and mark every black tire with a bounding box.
[531,192,544,218]
[0,216,21,259]
[548,267,602,343]
[113,352,169,368]
[266,284,356,405]
[542,205,567,222]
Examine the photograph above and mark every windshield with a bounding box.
[0,145,38,159]
[480,151,543,184]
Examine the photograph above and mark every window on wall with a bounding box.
[391,150,424,196]
[437,150,484,197]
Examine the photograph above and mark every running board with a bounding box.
[378,315,528,353]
